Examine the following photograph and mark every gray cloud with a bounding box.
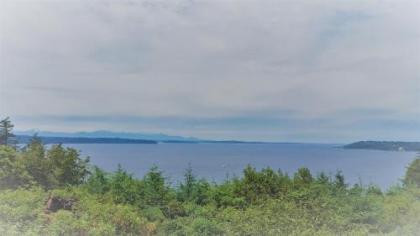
[1,0,419,141]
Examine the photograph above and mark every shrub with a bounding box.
[0,188,46,234]
[143,207,165,222]
[190,217,223,236]
[0,146,34,189]
[404,157,420,187]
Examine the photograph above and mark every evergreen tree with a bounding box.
[179,163,196,201]
[109,164,140,204]
[86,166,110,194]
[21,136,54,189]
[334,170,346,189]
[0,117,16,147]
[47,144,90,187]
[142,166,171,207]
[20,137,90,189]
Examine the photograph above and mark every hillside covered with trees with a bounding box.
[1,118,420,235]
[344,141,420,152]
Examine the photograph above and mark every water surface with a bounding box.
[67,143,417,189]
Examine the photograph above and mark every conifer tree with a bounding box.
[0,117,16,147]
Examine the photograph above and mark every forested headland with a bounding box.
[344,141,420,152]
[1,117,420,235]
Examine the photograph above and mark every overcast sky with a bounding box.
[1,0,419,142]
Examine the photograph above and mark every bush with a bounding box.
[404,157,420,187]
[190,217,223,236]
[47,187,149,235]
[143,207,165,222]
[0,146,34,189]
[0,188,46,234]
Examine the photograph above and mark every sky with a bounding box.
[0,0,419,142]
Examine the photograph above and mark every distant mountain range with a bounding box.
[14,130,267,145]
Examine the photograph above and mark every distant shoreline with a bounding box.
[17,135,266,145]
[344,141,420,152]
[16,135,323,145]
[16,135,158,144]
[17,135,420,152]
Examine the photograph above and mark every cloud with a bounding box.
[1,0,419,141]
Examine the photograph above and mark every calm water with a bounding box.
[67,143,417,189]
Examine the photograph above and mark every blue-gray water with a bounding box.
[67,143,417,189]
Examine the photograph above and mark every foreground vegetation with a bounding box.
[1,118,420,235]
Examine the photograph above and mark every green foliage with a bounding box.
[21,137,55,189]
[211,179,246,208]
[334,170,346,189]
[109,165,142,205]
[86,166,110,194]
[18,137,90,189]
[294,167,314,187]
[0,146,34,189]
[404,157,420,187]
[190,217,223,236]
[177,164,211,205]
[0,188,46,235]
[178,164,196,202]
[235,165,291,203]
[1,125,420,235]
[0,117,17,147]
[163,200,186,219]
[1,163,420,235]
[141,166,173,208]
[47,144,90,187]
[143,207,166,222]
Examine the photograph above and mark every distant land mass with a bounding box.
[16,135,157,144]
[15,130,265,144]
[16,134,270,145]
[15,130,271,144]
[15,130,200,142]
[344,141,420,152]
[17,131,418,149]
